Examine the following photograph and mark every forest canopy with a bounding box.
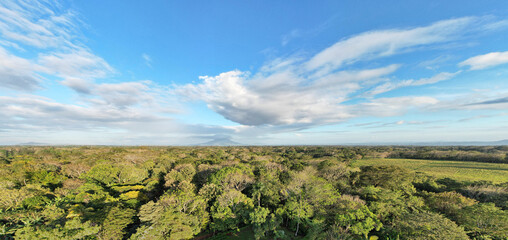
[0,146,506,240]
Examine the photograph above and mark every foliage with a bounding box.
[208,165,254,191]
[14,217,100,240]
[390,212,469,240]
[335,205,382,238]
[0,146,506,239]
[357,165,415,192]
[210,189,254,232]
[425,191,477,216]
[455,203,508,239]
[99,206,136,240]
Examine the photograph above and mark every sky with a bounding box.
[1,0,508,145]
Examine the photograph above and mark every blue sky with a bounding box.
[1,0,508,145]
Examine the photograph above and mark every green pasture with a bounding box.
[353,158,508,184]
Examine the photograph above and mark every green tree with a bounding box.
[335,205,382,239]
[391,212,468,240]
[283,199,313,237]
[357,165,415,193]
[249,206,270,240]
[360,186,425,222]
[210,189,254,232]
[164,164,196,189]
[132,181,208,240]
[455,203,508,239]
[14,217,100,240]
[99,206,136,240]
[425,191,477,216]
[208,165,254,191]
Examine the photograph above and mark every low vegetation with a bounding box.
[0,146,506,239]
[353,158,508,183]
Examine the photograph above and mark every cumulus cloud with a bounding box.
[180,70,351,125]
[459,50,508,70]
[177,17,505,127]
[178,66,443,126]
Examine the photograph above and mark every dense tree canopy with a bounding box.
[0,146,506,239]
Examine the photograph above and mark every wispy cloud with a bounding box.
[0,0,114,93]
[459,50,508,70]
[0,46,42,91]
[305,17,481,74]
[0,0,81,50]
[465,96,508,106]
[365,71,460,96]
[142,53,152,67]
[281,29,300,46]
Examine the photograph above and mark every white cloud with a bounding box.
[0,0,80,50]
[0,0,188,144]
[38,49,114,79]
[0,0,115,94]
[91,81,154,108]
[1,0,507,144]
[60,77,92,94]
[178,17,499,127]
[177,65,440,126]
[305,17,478,74]
[0,46,42,91]
[142,53,152,67]
[366,71,459,96]
[281,29,300,46]
[352,96,439,117]
[0,94,238,145]
[459,51,508,70]
[61,78,179,111]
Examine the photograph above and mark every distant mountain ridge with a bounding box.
[197,138,242,146]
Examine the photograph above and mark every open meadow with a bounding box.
[353,158,508,184]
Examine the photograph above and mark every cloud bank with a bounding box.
[178,17,506,128]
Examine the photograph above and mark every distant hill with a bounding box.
[198,138,242,146]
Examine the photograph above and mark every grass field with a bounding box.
[353,158,508,184]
